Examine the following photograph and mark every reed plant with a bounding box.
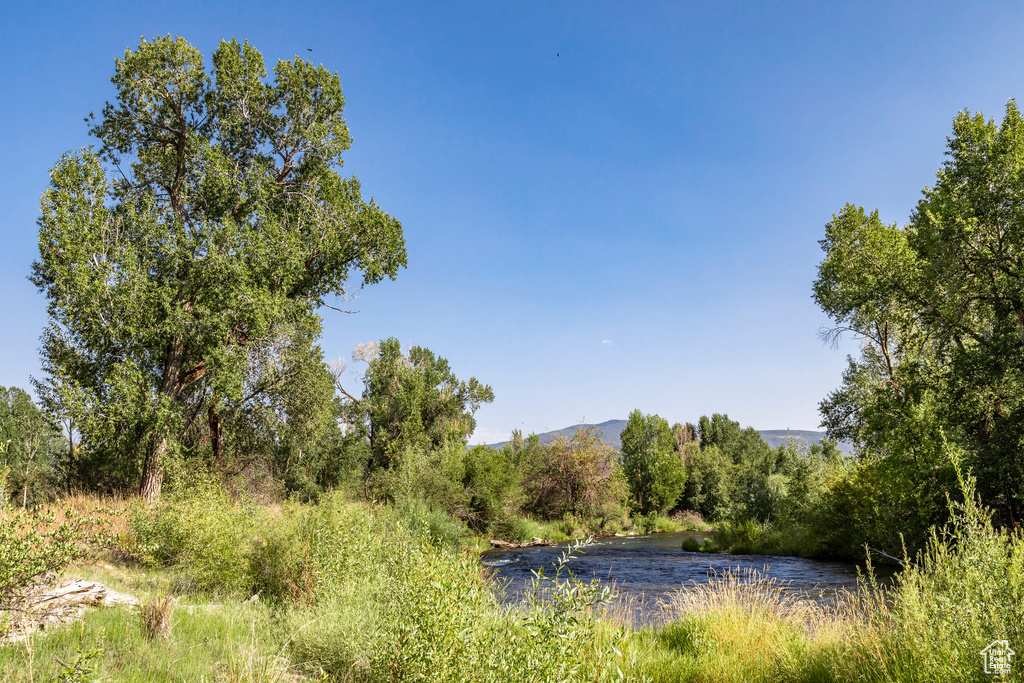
[138,595,176,640]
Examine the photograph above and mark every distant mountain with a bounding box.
[490,419,629,450]
[490,421,854,457]
[758,430,856,457]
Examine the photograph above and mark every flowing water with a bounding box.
[482,531,896,623]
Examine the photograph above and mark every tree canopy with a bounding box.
[619,409,686,515]
[814,100,1024,525]
[31,36,406,498]
[343,338,494,482]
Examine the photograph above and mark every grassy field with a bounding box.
[1,475,1021,682]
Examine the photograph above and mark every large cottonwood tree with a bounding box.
[32,36,406,498]
[815,101,1024,523]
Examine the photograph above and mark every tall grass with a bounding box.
[3,463,1022,682]
[627,567,851,681]
[282,495,635,682]
[831,462,1024,682]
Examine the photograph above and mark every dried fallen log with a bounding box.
[1,579,139,643]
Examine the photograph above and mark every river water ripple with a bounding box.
[481,531,895,623]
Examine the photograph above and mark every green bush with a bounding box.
[681,536,702,552]
[394,496,467,550]
[1,505,109,612]
[490,515,537,543]
[700,537,722,553]
[633,511,659,535]
[712,518,767,554]
[126,479,260,596]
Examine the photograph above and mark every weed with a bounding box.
[139,595,176,640]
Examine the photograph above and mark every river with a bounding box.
[481,531,896,624]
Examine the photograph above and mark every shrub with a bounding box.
[393,496,466,550]
[671,509,712,531]
[0,504,111,614]
[700,537,722,553]
[712,518,767,554]
[681,537,702,552]
[633,511,659,535]
[126,478,261,596]
[490,515,537,543]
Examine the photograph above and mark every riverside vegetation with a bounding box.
[2,34,1024,681]
[2,461,1022,682]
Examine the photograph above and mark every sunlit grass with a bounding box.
[0,598,286,683]
[3,475,1021,682]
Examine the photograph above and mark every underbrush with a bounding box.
[3,464,1021,682]
[707,518,825,557]
[278,498,636,681]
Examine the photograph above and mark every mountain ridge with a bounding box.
[489,420,854,456]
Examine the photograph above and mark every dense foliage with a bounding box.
[0,386,64,506]
[31,36,406,499]
[813,99,1024,553]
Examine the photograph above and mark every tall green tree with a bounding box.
[0,387,63,506]
[344,339,494,481]
[697,413,771,464]
[679,445,734,521]
[815,100,1024,525]
[619,409,686,515]
[31,36,406,498]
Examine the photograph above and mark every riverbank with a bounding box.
[477,508,714,551]
[482,530,885,626]
[2,482,1020,682]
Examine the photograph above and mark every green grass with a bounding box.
[3,470,1021,682]
[0,596,287,683]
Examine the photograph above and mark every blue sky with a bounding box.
[2,2,1024,443]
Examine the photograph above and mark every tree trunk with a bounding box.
[141,338,185,500]
[208,404,224,463]
[66,419,75,491]
[140,434,167,500]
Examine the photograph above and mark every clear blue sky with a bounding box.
[3,2,1024,443]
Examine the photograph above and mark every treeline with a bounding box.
[4,358,852,554]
